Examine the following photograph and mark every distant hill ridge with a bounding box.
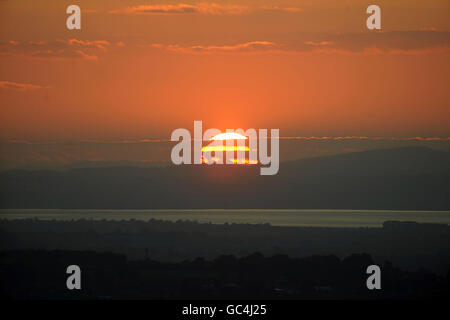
[0,147,449,209]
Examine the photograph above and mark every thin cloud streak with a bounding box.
[0,39,116,60]
[6,137,450,145]
[108,3,302,15]
[109,3,249,15]
[148,31,450,55]
[151,41,278,53]
[0,81,50,91]
[280,137,450,141]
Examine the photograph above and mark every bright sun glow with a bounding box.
[210,132,247,141]
[202,146,249,152]
[202,131,257,165]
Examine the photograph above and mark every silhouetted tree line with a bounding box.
[0,249,448,300]
[1,219,449,274]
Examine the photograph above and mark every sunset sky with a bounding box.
[0,0,449,167]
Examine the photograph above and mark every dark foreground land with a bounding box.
[1,219,450,274]
[1,249,449,300]
[1,219,450,299]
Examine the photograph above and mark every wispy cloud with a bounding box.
[150,41,278,53]
[0,39,115,60]
[0,81,50,91]
[64,39,111,51]
[109,3,302,15]
[109,3,249,15]
[304,41,334,47]
[6,136,450,145]
[300,31,450,55]
[144,31,450,56]
[280,136,450,141]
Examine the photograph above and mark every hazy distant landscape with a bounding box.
[1,147,449,210]
[1,146,449,299]
[1,209,450,227]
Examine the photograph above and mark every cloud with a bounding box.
[0,39,113,60]
[304,41,334,47]
[342,31,450,52]
[299,31,450,54]
[146,31,450,56]
[64,39,111,51]
[259,5,302,13]
[150,41,278,53]
[109,3,249,15]
[280,136,450,141]
[0,81,50,91]
[109,3,302,15]
[6,139,172,145]
[6,136,450,145]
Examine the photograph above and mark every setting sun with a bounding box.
[210,132,248,141]
[201,131,257,165]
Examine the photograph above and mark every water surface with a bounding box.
[1,209,449,228]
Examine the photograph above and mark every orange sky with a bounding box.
[1,0,450,142]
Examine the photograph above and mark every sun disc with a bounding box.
[210,132,248,141]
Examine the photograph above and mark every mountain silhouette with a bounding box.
[0,147,449,209]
